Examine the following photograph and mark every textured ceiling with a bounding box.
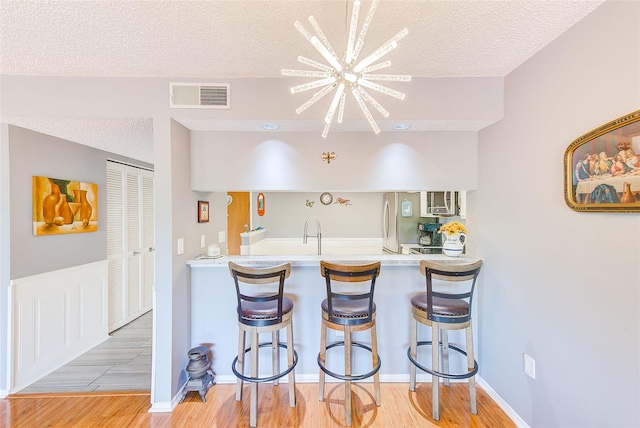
[0,0,606,164]
[0,0,605,78]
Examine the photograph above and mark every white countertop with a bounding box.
[187,253,478,267]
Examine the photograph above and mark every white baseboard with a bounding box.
[147,401,174,413]
[477,377,529,428]
[0,389,8,398]
[148,378,189,413]
[152,372,527,427]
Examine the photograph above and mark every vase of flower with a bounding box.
[439,221,468,257]
[442,232,466,257]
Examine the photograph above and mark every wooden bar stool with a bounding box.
[317,261,381,427]
[407,259,483,421]
[228,262,298,428]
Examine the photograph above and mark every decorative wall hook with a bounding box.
[321,151,337,164]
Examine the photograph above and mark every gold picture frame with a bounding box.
[198,200,209,223]
[564,110,640,212]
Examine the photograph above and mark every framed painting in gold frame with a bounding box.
[564,110,640,212]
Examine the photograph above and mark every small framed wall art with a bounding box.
[257,193,265,216]
[198,200,209,223]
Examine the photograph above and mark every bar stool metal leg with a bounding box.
[287,321,296,407]
[272,330,279,386]
[370,322,381,406]
[442,330,450,387]
[467,323,477,414]
[318,323,327,401]
[236,329,246,401]
[409,317,418,392]
[432,322,440,421]
[250,329,259,428]
[344,325,352,427]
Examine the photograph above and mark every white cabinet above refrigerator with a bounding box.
[420,191,463,217]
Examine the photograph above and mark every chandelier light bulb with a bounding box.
[283,0,410,137]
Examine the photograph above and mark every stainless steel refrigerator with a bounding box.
[382,192,421,253]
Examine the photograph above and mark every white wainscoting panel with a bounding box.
[9,260,108,392]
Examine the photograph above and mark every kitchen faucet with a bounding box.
[303,216,322,255]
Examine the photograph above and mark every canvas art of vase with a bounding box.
[33,176,98,236]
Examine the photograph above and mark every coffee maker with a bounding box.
[418,222,442,247]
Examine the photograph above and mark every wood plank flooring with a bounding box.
[2,382,517,427]
[16,311,152,394]
[5,310,516,426]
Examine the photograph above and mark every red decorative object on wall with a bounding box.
[257,193,265,216]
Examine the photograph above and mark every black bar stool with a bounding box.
[407,259,483,421]
[228,262,298,428]
[317,261,381,427]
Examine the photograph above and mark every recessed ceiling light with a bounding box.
[262,123,278,130]
[394,124,411,130]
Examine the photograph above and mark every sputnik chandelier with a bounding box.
[282,0,410,138]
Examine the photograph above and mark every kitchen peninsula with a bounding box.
[187,253,480,383]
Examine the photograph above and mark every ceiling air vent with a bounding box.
[169,83,230,109]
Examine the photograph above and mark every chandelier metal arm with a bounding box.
[337,91,347,124]
[291,77,337,94]
[310,37,343,73]
[309,16,339,59]
[357,79,406,100]
[345,0,361,64]
[362,60,391,73]
[353,0,379,62]
[297,56,334,72]
[354,28,408,72]
[294,20,313,41]
[357,87,389,118]
[282,69,332,78]
[351,87,380,134]
[325,83,345,125]
[295,84,336,115]
[361,73,412,82]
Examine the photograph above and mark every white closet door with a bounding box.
[126,172,142,318]
[107,168,126,330]
[107,161,154,332]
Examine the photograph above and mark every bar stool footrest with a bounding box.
[317,341,381,381]
[407,340,478,380]
[232,342,298,383]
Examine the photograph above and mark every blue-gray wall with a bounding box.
[8,125,153,279]
[475,1,640,426]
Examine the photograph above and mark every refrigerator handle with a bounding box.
[383,200,390,239]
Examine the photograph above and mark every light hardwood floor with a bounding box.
[2,382,516,427]
[17,311,152,393]
[5,311,517,426]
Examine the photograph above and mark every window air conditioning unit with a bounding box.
[169,83,230,109]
